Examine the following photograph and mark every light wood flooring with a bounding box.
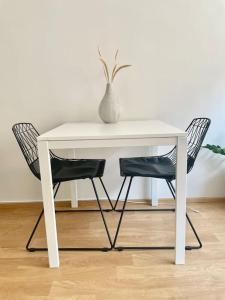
[0,200,225,300]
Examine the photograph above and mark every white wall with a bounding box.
[1,0,225,202]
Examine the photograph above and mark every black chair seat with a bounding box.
[120,156,176,180]
[31,158,105,183]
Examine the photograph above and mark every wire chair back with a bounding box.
[166,118,211,173]
[12,123,46,179]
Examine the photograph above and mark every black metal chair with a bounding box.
[113,118,211,251]
[12,123,113,252]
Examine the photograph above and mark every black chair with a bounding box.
[12,123,113,252]
[113,118,211,251]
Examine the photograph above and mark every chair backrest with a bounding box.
[12,123,41,178]
[167,118,211,173]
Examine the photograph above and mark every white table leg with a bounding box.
[175,136,187,265]
[69,149,78,208]
[38,141,59,268]
[151,179,158,206]
[150,146,158,206]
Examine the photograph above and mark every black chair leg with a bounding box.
[91,178,113,250]
[99,177,114,210]
[113,177,127,210]
[113,177,133,249]
[113,177,176,251]
[114,177,175,213]
[26,209,44,251]
[26,182,61,252]
[113,178,202,251]
[26,180,113,252]
[56,178,112,213]
[166,180,202,250]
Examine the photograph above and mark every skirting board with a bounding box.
[0,197,225,204]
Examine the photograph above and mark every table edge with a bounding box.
[38,132,187,141]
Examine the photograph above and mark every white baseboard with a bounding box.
[0,197,225,204]
[0,197,112,204]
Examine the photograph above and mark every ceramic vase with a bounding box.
[98,83,120,123]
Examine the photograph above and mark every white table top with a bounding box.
[38,120,186,141]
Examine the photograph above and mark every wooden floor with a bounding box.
[0,200,225,300]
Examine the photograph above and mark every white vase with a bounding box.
[98,83,120,123]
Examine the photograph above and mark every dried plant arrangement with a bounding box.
[98,47,131,83]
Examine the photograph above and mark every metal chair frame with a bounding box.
[113,176,202,251]
[26,178,113,252]
[113,118,210,251]
[12,123,113,252]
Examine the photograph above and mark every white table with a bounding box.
[38,120,187,268]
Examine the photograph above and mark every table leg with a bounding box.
[175,136,187,264]
[38,141,59,268]
[150,146,158,206]
[151,179,158,206]
[69,149,78,208]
